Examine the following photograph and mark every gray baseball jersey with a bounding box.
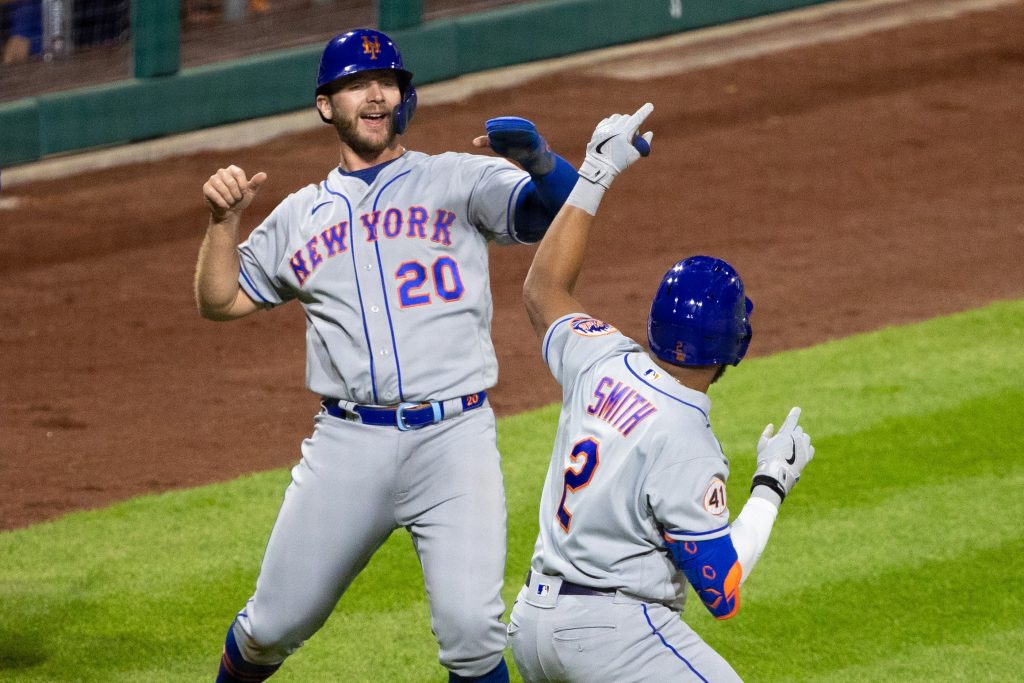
[508,313,742,682]
[531,313,732,610]
[236,150,531,403]
[225,150,532,679]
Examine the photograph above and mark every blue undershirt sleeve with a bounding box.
[512,153,578,243]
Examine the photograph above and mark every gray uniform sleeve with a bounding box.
[463,154,531,245]
[648,456,732,542]
[237,198,297,307]
[542,314,642,391]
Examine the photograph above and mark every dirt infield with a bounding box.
[2,1,1022,531]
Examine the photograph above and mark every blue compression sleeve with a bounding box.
[665,534,743,620]
[512,154,578,243]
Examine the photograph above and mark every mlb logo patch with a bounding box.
[536,583,550,596]
[571,317,616,336]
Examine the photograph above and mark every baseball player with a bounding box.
[195,29,583,683]
[508,103,815,682]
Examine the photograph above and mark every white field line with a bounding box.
[1,0,1018,188]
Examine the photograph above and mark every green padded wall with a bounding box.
[0,0,833,167]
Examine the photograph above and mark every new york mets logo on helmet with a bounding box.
[362,35,381,59]
[571,317,617,336]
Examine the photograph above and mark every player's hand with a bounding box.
[473,116,555,176]
[751,406,814,502]
[578,102,654,189]
[203,165,267,222]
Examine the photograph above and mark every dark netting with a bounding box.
[1,0,132,102]
[423,0,532,20]
[0,0,537,104]
[179,0,373,67]
[178,0,535,67]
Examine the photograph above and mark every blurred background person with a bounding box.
[2,0,42,65]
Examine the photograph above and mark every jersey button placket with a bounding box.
[353,239,395,404]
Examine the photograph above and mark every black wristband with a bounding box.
[751,475,787,502]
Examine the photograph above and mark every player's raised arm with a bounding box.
[194,165,267,321]
[729,406,815,576]
[666,407,814,622]
[522,103,654,339]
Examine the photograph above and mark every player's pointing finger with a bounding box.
[627,103,654,156]
[781,406,802,432]
[627,102,654,130]
[757,422,774,450]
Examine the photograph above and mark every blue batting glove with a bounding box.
[485,116,556,176]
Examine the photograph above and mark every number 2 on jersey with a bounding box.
[557,437,601,532]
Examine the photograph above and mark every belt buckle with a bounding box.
[394,402,418,431]
[395,400,444,431]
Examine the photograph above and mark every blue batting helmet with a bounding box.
[315,28,417,134]
[648,256,753,367]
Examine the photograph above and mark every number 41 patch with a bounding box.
[703,477,727,515]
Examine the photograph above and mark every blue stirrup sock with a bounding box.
[448,658,510,682]
[215,626,282,682]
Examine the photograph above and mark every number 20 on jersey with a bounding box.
[396,256,464,307]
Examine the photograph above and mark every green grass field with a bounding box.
[2,300,1022,682]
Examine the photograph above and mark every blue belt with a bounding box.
[321,391,487,431]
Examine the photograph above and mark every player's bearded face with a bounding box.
[328,73,402,155]
[333,102,398,154]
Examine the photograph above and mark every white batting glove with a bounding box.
[578,102,655,189]
[751,406,814,503]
